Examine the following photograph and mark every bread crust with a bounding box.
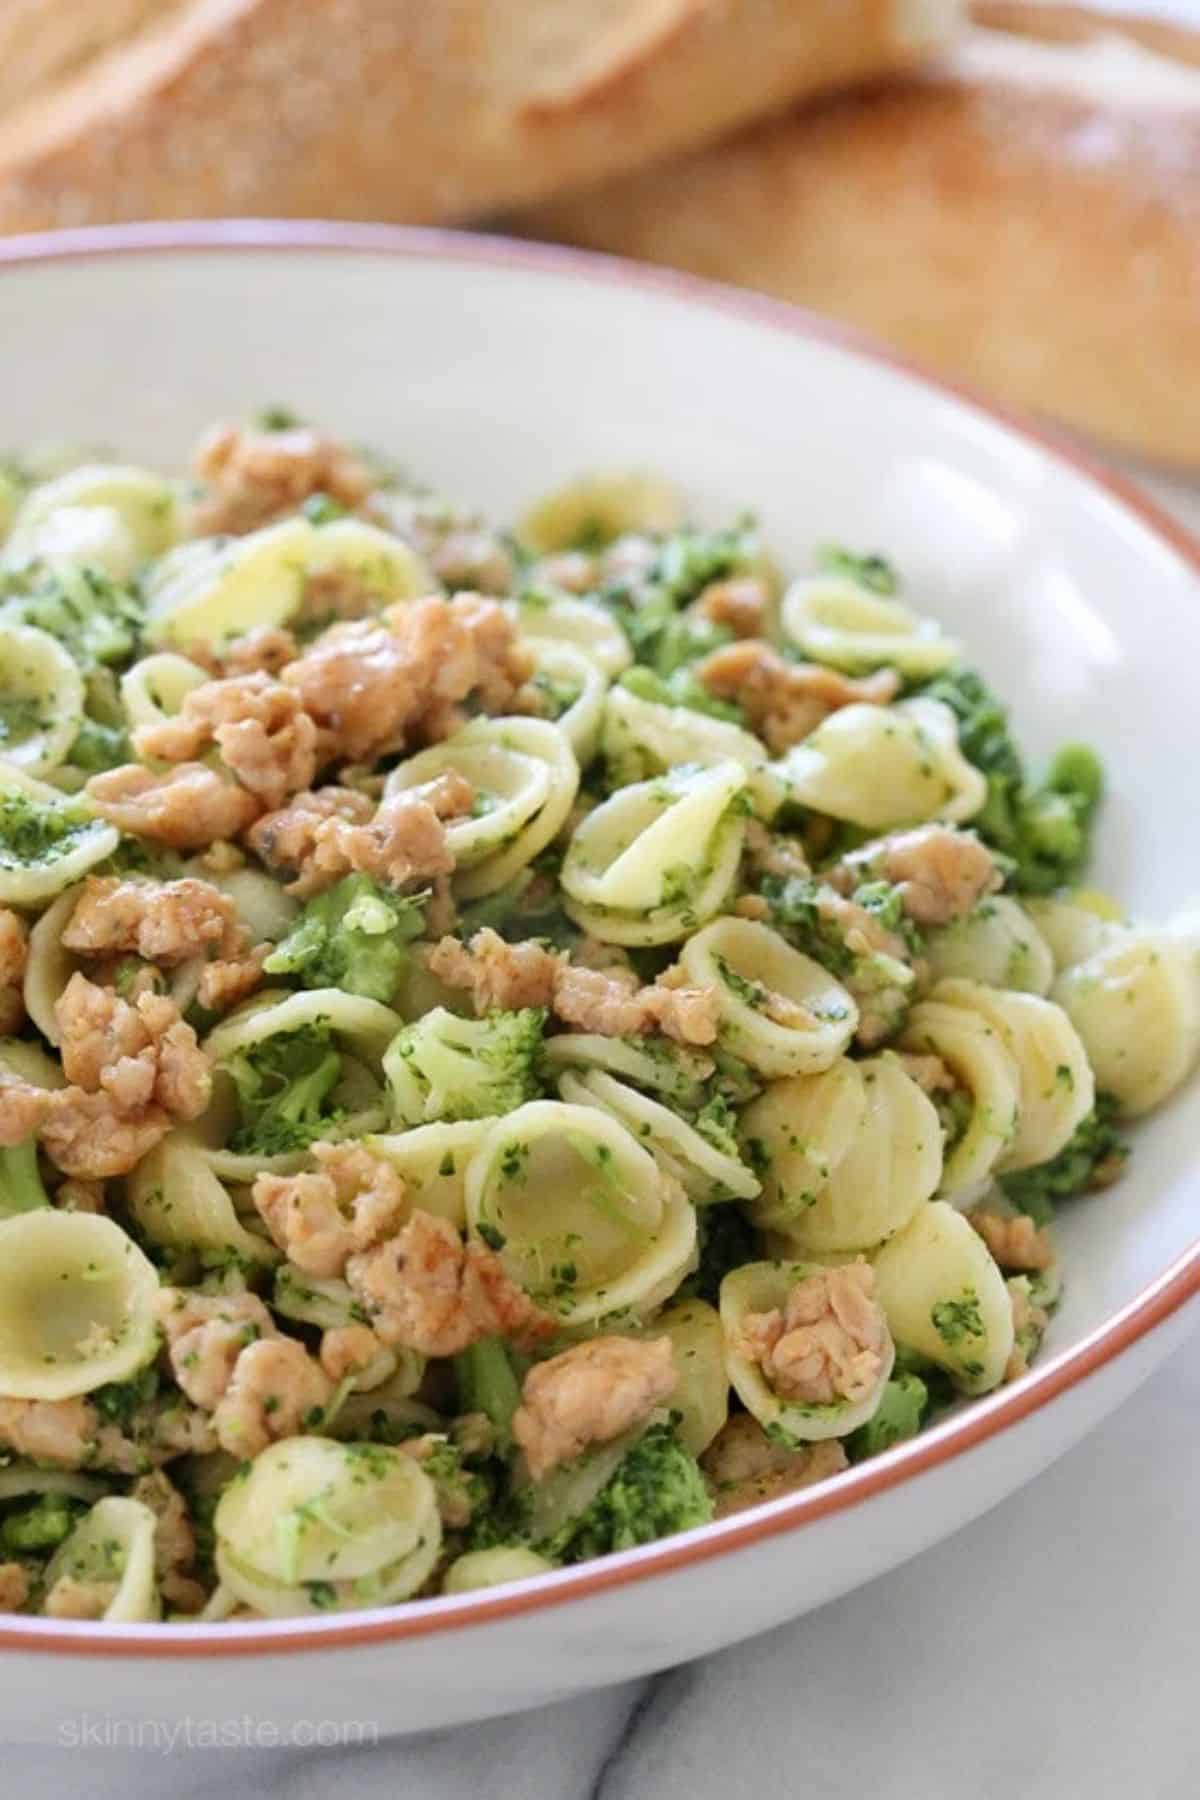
[521,5,1200,470]
[0,0,958,233]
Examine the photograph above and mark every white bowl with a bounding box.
[0,223,1197,1740]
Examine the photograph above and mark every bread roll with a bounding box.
[0,0,960,234]
[520,5,1200,471]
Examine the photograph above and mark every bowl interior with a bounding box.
[1,225,1197,1462]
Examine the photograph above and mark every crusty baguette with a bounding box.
[519,5,1200,471]
[0,0,961,234]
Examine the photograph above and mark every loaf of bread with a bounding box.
[0,0,961,234]
[519,3,1200,471]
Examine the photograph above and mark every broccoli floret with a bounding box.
[598,521,757,679]
[0,1492,87,1556]
[917,669,1103,894]
[690,1092,742,1161]
[264,875,426,1003]
[0,788,108,875]
[417,1438,491,1531]
[225,1022,344,1156]
[845,1372,929,1462]
[542,1423,712,1562]
[92,1364,160,1429]
[815,543,899,596]
[679,1205,762,1306]
[1000,1093,1129,1225]
[0,566,142,672]
[384,1005,546,1125]
[65,715,130,773]
[0,1135,51,1219]
[454,1336,522,1450]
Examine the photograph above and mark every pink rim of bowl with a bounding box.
[0,219,1196,1659]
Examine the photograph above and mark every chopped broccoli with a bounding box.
[0,566,142,672]
[92,1364,160,1429]
[690,1092,742,1162]
[917,668,1103,893]
[1000,1093,1129,1225]
[454,1336,522,1450]
[65,715,130,773]
[0,1135,50,1219]
[384,1005,546,1125]
[225,1022,344,1156]
[263,875,426,1003]
[759,872,919,971]
[815,544,899,596]
[617,664,744,724]
[598,521,757,679]
[0,1493,87,1556]
[417,1438,491,1531]
[455,862,577,950]
[845,1372,929,1462]
[679,1205,762,1306]
[541,1423,712,1562]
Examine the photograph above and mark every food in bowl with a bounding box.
[0,412,1195,1624]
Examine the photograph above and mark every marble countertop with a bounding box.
[8,470,1199,1796]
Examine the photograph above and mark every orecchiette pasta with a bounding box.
[514,594,633,679]
[42,1496,161,1622]
[872,1201,1014,1394]
[0,1211,159,1399]
[679,916,858,1078]
[214,1436,443,1616]
[0,621,85,774]
[923,896,1056,996]
[557,1067,761,1204]
[782,576,961,677]
[741,1054,942,1251]
[464,1101,697,1328]
[1052,929,1200,1116]
[562,760,747,945]
[779,698,987,829]
[127,1132,280,1266]
[720,1261,895,1443]
[601,685,786,820]
[143,515,317,646]
[0,766,117,906]
[517,471,683,553]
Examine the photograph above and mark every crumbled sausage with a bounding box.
[201,625,300,678]
[0,1564,28,1613]
[39,1089,173,1181]
[0,908,28,1034]
[346,1210,556,1359]
[191,420,376,536]
[829,825,1001,927]
[743,820,811,881]
[244,786,373,890]
[55,975,210,1121]
[62,877,242,965]
[512,1336,676,1481]
[135,672,319,810]
[0,1396,97,1468]
[156,1289,277,1412]
[195,942,270,1013]
[696,640,900,753]
[300,790,459,897]
[253,1142,409,1278]
[86,762,261,850]
[281,593,531,763]
[702,1416,848,1519]
[427,929,563,1014]
[319,1324,389,1384]
[970,1209,1055,1273]
[897,1052,956,1097]
[0,1077,48,1147]
[55,1179,106,1213]
[1005,1279,1051,1383]
[211,1337,334,1457]
[733,1262,889,1408]
[43,1576,117,1621]
[428,528,515,597]
[694,576,769,638]
[551,963,720,1046]
[131,1469,205,1610]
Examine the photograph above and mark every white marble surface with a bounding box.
[6,471,1199,1792]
